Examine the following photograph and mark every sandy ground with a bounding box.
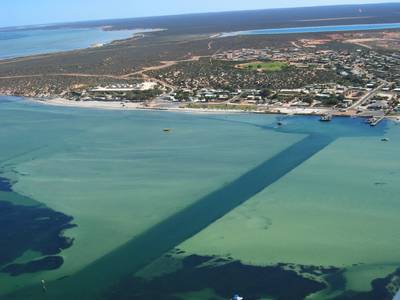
[32,97,145,110]
[28,97,244,115]
[29,97,390,119]
[27,97,338,116]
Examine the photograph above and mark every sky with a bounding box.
[2,0,400,28]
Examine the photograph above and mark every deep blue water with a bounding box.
[0,177,12,192]
[0,32,27,41]
[221,22,400,37]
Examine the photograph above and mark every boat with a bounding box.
[320,113,332,122]
[367,117,375,124]
[41,280,47,292]
[381,138,390,142]
[232,295,244,300]
[277,121,283,126]
[163,128,172,133]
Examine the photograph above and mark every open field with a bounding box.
[236,61,289,72]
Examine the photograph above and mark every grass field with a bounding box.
[237,60,288,72]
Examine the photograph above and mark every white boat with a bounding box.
[320,113,332,122]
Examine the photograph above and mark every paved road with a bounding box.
[349,82,386,110]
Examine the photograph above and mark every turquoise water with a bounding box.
[0,96,399,299]
[221,22,400,37]
[0,97,302,298]
[0,27,144,60]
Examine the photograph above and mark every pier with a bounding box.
[368,116,385,126]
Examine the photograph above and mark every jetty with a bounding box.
[367,116,385,126]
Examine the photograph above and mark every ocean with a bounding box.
[221,22,400,37]
[0,27,148,60]
[1,18,400,300]
[0,96,399,300]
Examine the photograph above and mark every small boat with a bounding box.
[277,121,283,126]
[367,117,376,125]
[41,279,47,293]
[381,138,390,142]
[163,128,172,133]
[232,295,244,300]
[320,113,332,122]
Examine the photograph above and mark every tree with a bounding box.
[260,88,272,98]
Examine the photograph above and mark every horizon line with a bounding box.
[1,1,400,30]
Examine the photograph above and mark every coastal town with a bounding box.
[41,35,400,125]
[1,28,400,125]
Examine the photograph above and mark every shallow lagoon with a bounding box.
[0,97,302,298]
[0,96,399,299]
[181,119,400,298]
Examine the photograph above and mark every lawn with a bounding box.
[237,60,288,72]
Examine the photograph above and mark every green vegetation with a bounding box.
[237,61,288,72]
[150,58,336,91]
[320,94,345,106]
[260,88,273,98]
[125,88,163,101]
[174,90,192,101]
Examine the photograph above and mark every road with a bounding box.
[0,37,226,99]
[0,55,210,94]
[348,82,386,110]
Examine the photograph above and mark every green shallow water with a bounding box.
[0,97,303,298]
[0,96,397,299]
[181,120,400,297]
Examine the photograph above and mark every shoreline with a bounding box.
[27,97,249,115]
[26,96,388,120]
[220,22,400,37]
[0,27,164,62]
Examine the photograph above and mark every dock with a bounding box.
[368,116,385,126]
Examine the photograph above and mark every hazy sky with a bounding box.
[2,0,400,28]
